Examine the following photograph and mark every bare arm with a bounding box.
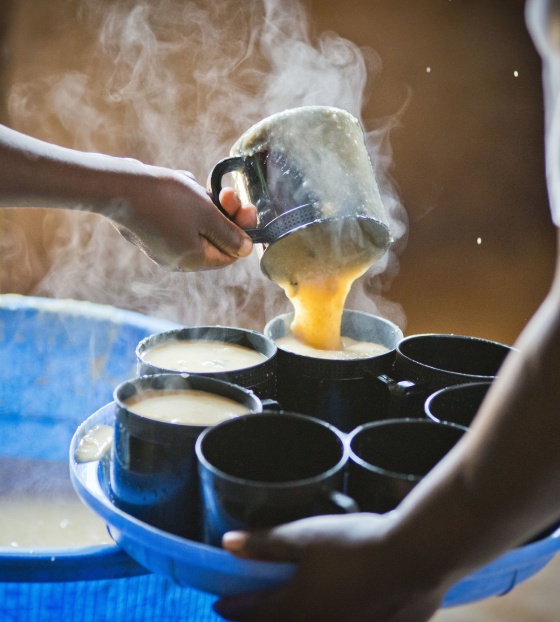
[214,231,560,622]
[392,232,560,587]
[0,124,255,271]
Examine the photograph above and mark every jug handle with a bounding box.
[207,156,267,244]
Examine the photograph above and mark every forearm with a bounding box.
[0,124,253,271]
[0,124,142,213]
[390,234,560,591]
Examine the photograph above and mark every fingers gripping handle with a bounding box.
[207,156,266,244]
[208,156,246,212]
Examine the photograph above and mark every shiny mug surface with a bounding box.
[111,373,266,541]
[208,105,392,282]
[196,411,357,547]
[136,326,278,401]
[347,418,466,514]
[264,309,403,432]
[424,381,492,428]
[381,333,514,419]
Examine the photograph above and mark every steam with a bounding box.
[7,0,407,331]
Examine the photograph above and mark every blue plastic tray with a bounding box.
[71,404,560,608]
[70,402,296,596]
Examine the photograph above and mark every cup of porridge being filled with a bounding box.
[265,309,403,432]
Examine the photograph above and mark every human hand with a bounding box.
[214,513,446,622]
[218,185,257,230]
[0,124,257,272]
[105,162,257,272]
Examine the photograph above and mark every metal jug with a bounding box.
[208,106,392,283]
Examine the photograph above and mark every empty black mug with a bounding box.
[347,418,467,514]
[196,411,358,547]
[425,381,492,428]
[380,334,514,419]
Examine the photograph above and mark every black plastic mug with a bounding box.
[425,381,492,428]
[380,334,514,419]
[347,418,467,514]
[136,326,278,401]
[196,411,358,547]
[111,373,268,541]
[264,309,403,432]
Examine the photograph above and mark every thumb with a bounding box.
[222,525,306,563]
[201,207,254,259]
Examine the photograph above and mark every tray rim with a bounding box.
[70,402,560,602]
[69,402,296,596]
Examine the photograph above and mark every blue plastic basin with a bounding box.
[1,294,559,619]
[0,295,224,622]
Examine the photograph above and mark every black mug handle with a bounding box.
[261,398,282,411]
[376,374,419,418]
[207,156,266,243]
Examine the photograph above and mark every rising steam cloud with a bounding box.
[7,0,407,331]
